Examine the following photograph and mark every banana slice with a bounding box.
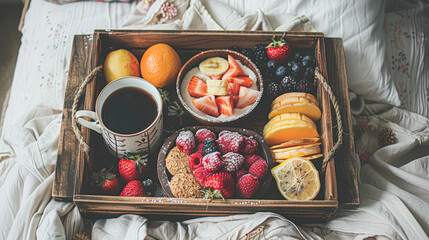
[207,79,228,96]
[199,57,229,77]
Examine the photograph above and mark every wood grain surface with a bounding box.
[53,31,358,220]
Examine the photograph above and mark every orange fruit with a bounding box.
[140,43,182,88]
[271,157,321,200]
[104,49,140,83]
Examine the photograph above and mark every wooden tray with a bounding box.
[53,30,359,222]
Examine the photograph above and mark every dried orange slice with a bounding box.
[271,157,320,200]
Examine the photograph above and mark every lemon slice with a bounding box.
[271,157,321,200]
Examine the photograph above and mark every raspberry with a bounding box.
[202,152,223,172]
[193,167,211,186]
[203,138,218,156]
[216,139,229,155]
[235,168,247,181]
[236,174,260,198]
[188,153,204,170]
[176,131,195,155]
[217,131,244,153]
[248,159,268,179]
[195,128,216,143]
[218,130,231,138]
[242,137,258,154]
[243,155,262,169]
[221,152,244,173]
[195,143,204,154]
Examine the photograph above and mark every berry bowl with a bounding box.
[157,126,273,199]
[176,49,264,125]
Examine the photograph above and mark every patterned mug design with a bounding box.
[76,77,163,158]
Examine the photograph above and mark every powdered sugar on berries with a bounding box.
[217,131,244,153]
[176,131,195,155]
[242,137,258,154]
[202,152,223,172]
[195,128,216,143]
[221,152,244,173]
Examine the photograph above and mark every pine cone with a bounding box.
[378,128,396,146]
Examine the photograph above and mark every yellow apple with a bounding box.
[104,49,140,83]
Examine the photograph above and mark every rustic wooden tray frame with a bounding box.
[53,30,359,223]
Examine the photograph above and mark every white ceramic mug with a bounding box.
[76,77,163,158]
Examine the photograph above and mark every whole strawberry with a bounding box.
[120,180,146,197]
[118,152,148,183]
[91,167,121,195]
[204,172,235,199]
[266,37,290,63]
[236,174,260,198]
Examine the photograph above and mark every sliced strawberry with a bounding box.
[222,55,245,80]
[232,95,240,107]
[209,75,222,80]
[236,86,260,109]
[188,76,208,98]
[192,95,219,117]
[227,83,241,96]
[227,77,253,88]
[216,96,234,116]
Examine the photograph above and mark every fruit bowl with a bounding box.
[176,49,264,125]
[157,126,273,199]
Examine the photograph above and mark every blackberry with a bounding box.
[266,82,282,100]
[142,179,153,188]
[227,46,242,53]
[142,179,155,195]
[298,80,316,94]
[253,43,266,52]
[253,44,269,71]
[240,48,255,61]
[264,77,274,86]
[203,138,218,156]
[280,75,299,92]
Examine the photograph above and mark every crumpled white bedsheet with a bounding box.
[1,0,428,239]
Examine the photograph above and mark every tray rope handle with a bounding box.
[315,67,343,173]
[72,65,103,154]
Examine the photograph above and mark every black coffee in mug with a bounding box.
[102,87,157,134]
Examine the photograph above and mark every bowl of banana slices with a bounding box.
[176,49,264,125]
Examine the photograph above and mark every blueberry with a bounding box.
[267,60,277,70]
[291,63,302,75]
[275,65,288,81]
[286,61,293,69]
[305,66,314,75]
[302,60,314,68]
[302,55,314,62]
[294,52,303,61]
[304,71,314,81]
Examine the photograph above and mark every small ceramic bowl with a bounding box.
[176,49,263,125]
[157,126,273,199]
